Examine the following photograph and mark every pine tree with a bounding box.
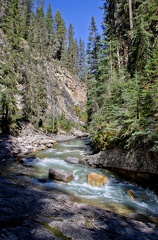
[87,16,101,122]
[19,0,33,39]
[44,4,54,58]
[78,38,87,81]
[53,10,66,60]
[35,2,45,55]
[1,0,23,49]
[87,16,100,78]
[0,0,7,21]
[67,23,78,74]
[0,0,23,132]
[87,0,158,150]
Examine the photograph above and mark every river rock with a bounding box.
[126,190,135,201]
[49,168,73,182]
[87,172,107,187]
[65,156,80,164]
[73,130,89,138]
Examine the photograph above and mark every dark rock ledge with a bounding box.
[0,178,158,240]
[81,146,158,193]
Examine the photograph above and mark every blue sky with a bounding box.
[45,0,103,46]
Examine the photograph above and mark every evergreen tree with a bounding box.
[87,16,101,121]
[53,10,66,60]
[87,0,158,151]
[87,16,100,78]
[1,0,23,48]
[78,38,87,81]
[0,0,7,21]
[19,0,33,39]
[67,23,78,74]
[35,2,45,55]
[0,0,23,132]
[44,4,53,58]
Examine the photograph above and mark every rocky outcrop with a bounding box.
[49,168,73,183]
[87,172,107,187]
[44,60,87,124]
[9,123,57,156]
[100,147,158,174]
[82,145,158,191]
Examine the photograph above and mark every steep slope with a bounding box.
[0,28,87,133]
[44,60,87,124]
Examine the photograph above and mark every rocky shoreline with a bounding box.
[0,124,83,163]
[1,125,158,239]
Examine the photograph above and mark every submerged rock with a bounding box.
[87,172,107,187]
[49,168,73,183]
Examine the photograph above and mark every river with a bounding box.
[14,137,157,224]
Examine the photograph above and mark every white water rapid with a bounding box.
[22,137,158,223]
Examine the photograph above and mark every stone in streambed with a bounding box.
[65,157,80,164]
[126,190,135,201]
[49,169,73,183]
[87,172,107,187]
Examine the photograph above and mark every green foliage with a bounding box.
[73,105,88,123]
[1,0,23,49]
[56,114,72,132]
[0,0,87,133]
[42,118,55,133]
[87,0,158,152]
[53,10,67,61]
[67,24,78,74]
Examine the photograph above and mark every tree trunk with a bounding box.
[129,0,133,30]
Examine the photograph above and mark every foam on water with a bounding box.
[22,137,158,219]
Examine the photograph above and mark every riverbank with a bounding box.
[0,123,86,163]
[1,126,158,239]
[81,147,158,194]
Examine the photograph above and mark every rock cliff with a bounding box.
[44,60,87,124]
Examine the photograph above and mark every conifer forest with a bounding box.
[0,0,158,152]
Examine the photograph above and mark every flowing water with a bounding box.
[19,137,158,223]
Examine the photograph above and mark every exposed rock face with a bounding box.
[100,147,158,174]
[87,172,107,187]
[49,168,73,183]
[82,145,158,191]
[44,61,87,124]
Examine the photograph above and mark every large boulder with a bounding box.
[65,157,80,164]
[126,190,135,201]
[87,172,107,187]
[49,169,73,183]
[73,130,89,138]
